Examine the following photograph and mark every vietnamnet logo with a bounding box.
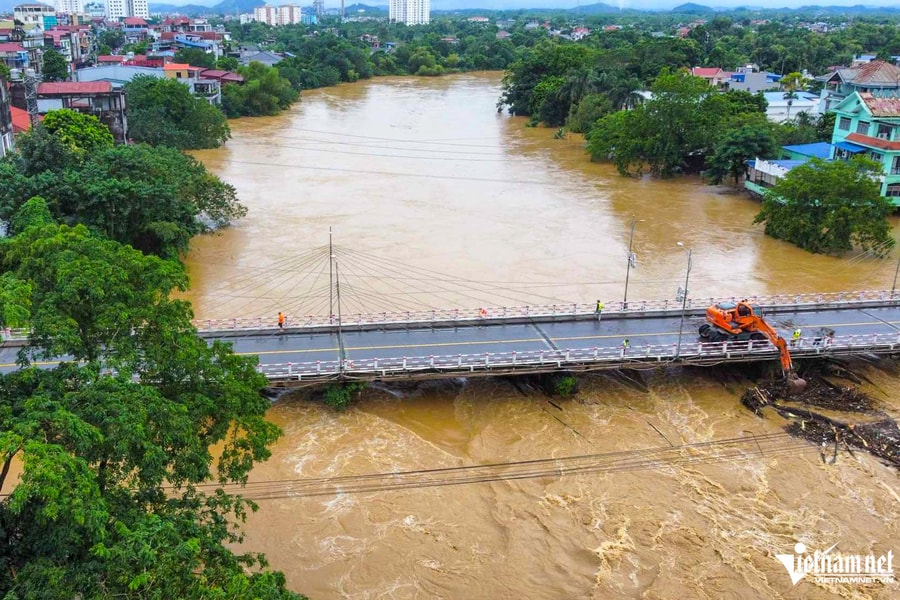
[776,542,895,585]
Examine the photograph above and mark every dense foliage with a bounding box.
[222,62,299,118]
[41,48,69,82]
[124,75,231,149]
[754,157,894,255]
[0,209,302,599]
[0,117,246,258]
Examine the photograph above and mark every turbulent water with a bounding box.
[189,73,900,599]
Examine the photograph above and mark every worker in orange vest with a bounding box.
[278,312,285,330]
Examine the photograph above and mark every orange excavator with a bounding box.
[698,300,807,394]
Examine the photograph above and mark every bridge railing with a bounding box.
[255,331,900,380]
[192,289,899,333]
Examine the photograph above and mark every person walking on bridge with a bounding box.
[278,311,285,331]
[596,300,604,322]
[791,328,802,347]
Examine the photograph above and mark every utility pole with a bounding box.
[335,259,346,374]
[675,243,693,359]
[623,215,642,308]
[329,226,334,324]
[892,253,900,299]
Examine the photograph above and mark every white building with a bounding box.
[761,91,823,123]
[389,0,429,26]
[55,0,83,13]
[14,3,56,27]
[106,0,148,20]
[278,4,301,25]
[252,4,278,25]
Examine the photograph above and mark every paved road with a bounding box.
[3,305,900,374]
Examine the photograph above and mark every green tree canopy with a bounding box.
[41,48,69,82]
[0,223,303,599]
[754,157,894,255]
[705,122,778,185]
[222,62,300,118]
[174,47,217,69]
[125,75,230,149]
[41,109,114,156]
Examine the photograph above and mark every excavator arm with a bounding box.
[736,314,794,374]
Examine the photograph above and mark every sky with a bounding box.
[1,0,896,13]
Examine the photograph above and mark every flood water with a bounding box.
[189,73,900,599]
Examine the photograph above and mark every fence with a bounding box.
[256,331,900,382]
[193,289,900,333]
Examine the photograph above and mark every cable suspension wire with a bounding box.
[181,433,810,502]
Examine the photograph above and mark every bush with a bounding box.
[323,381,367,411]
[554,375,578,397]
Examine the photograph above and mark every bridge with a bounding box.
[6,290,895,386]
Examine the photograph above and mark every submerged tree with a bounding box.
[754,157,893,255]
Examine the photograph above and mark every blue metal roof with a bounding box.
[771,160,809,169]
[782,142,832,159]
[834,140,866,153]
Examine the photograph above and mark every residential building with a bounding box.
[163,62,221,104]
[55,0,83,13]
[389,0,429,26]
[691,67,729,88]
[9,80,128,141]
[762,91,822,123]
[727,67,781,94]
[14,3,57,30]
[106,0,148,20]
[817,60,900,111]
[239,50,282,66]
[0,42,30,70]
[278,4,301,25]
[0,74,14,157]
[830,92,900,200]
[84,1,105,18]
[253,5,278,26]
[780,142,832,162]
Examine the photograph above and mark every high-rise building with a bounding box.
[389,0,429,26]
[252,4,278,26]
[106,0,148,20]
[14,4,57,30]
[278,4,301,25]
[55,0,83,13]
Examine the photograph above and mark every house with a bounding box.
[817,60,900,111]
[17,81,128,142]
[163,62,221,104]
[0,74,14,157]
[691,67,729,88]
[496,30,510,40]
[744,91,900,205]
[728,67,781,94]
[239,50,283,67]
[0,42,30,70]
[830,92,900,200]
[762,91,822,123]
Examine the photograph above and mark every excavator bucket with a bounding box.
[785,375,807,396]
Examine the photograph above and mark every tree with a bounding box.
[99,29,124,50]
[222,62,299,118]
[754,157,893,255]
[566,93,614,134]
[174,47,217,69]
[217,56,240,71]
[125,75,230,149]
[41,48,69,82]
[41,109,114,156]
[705,123,777,185]
[780,71,808,122]
[0,223,304,599]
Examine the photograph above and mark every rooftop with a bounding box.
[835,60,900,87]
[783,142,833,159]
[38,81,113,95]
[0,42,26,52]
[859,92,900,118]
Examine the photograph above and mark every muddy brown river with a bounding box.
[189,73,900,599]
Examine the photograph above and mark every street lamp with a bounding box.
[623,215,644,308]
[675,242,693,359]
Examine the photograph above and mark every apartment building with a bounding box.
[389,0,430,25]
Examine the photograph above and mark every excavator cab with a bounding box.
[699,300,807,395]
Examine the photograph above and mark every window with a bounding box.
[857,121,870,134]
[886,184,900,198]
[870,152,883,163]
[892,156,900,175]
[839,117,851,131]
[877,124,893,140]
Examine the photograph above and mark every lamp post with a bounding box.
[892,254,900,299]
[675,242,693,359]
[623,215,644,308]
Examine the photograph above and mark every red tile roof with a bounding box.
[851,60,900,86]
[199,68,244,83]
[124,18,148,26]
[859,92,900,117]
[97,54,124,62]
[38,81,114,95]
[10,106,30,133]
[0,42,26,52]
[846,132,900,151]
[692,67,723,78]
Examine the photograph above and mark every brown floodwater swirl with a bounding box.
[188,73,900,599]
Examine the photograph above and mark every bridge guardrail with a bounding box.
[255,332,900,381]
[192,289,900,333]
[3,289,898,343]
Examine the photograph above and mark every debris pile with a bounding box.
[741,370,900,470]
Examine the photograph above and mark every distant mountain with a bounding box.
[149,0,263,15]
[569,3,622,15]
[795,5,900,13]
[345,3,388,13]
[672,3,715,13]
